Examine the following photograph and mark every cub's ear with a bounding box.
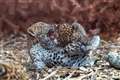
[72,21,87,37]
[71,21,79,30]
[27,28,34,35]
[72,21,84,31]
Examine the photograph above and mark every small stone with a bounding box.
[105,52,120,69]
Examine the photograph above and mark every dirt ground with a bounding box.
[0,32,120,80]
[0,0,120,80]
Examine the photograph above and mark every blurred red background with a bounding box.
[0,0,120,40]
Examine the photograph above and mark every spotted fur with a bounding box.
[30,35,100,70]
[27,22,58,49]
[56,22,88,47]
[71,22,88,43]
[27,22,53,37]
[30,42,87,70]
[27,22,87,47]
[56,23,74,47]
[28,22,100,70]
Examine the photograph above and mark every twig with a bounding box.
[63,70,76,80]
[40,67,60,80]
[76,70,95,80]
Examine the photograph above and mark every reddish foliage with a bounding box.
[0,0,120,40]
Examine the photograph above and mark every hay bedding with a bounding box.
[0,33,120,80]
